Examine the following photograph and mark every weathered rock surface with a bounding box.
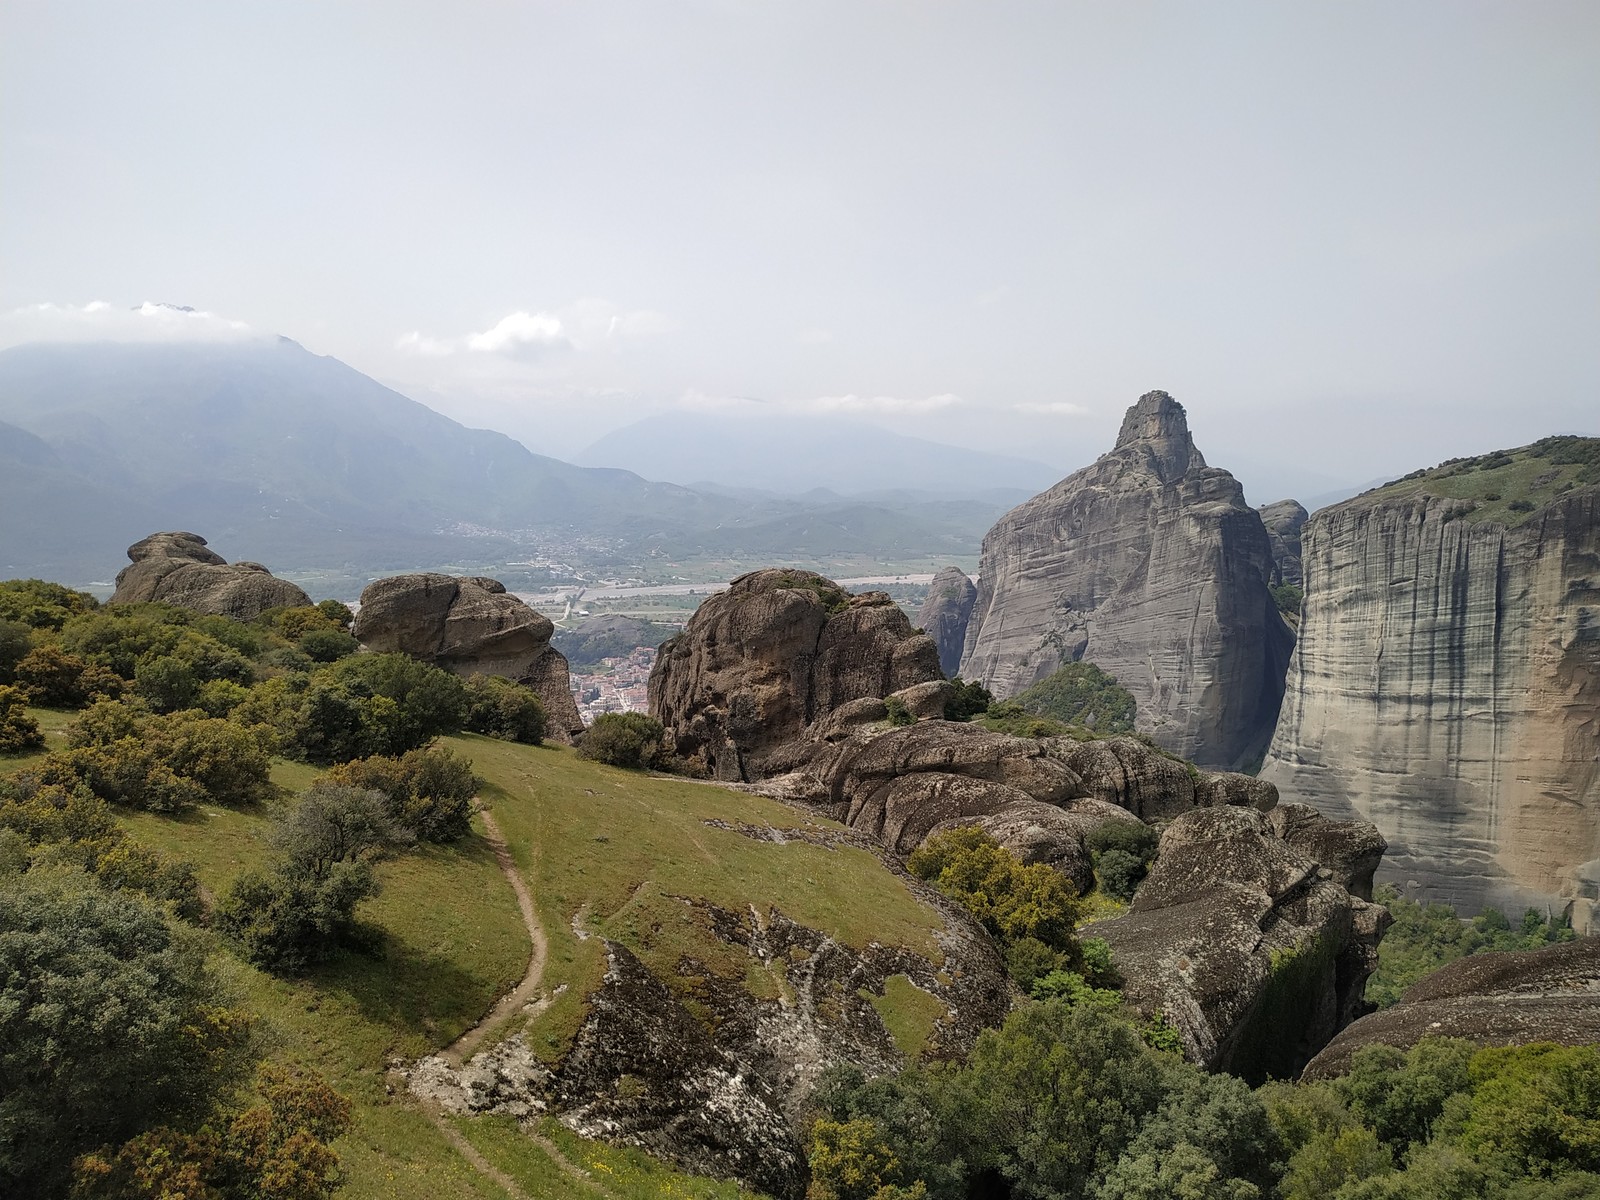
[917,567,977,678]
[110,531,311,620]
[959,392,1294,769]
[1262,482,1600,930]
[353,573,584,739]
[412,890,1011,1198]
[1087,806,1391,1082]
[1303,937,1600,1080]
[649,569,943,780]
[1259,499,1308,589]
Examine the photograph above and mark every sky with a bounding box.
[2,1,1597,505]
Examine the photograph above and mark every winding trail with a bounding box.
[415,805,618,1199]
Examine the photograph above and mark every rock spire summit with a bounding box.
[1113,390,1206,483]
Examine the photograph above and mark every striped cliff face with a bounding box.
[1263,480,1600,931]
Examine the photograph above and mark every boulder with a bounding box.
[648,569,943,780]
[110,531,311,621]
[916,567,977,678]
[1303,937,1600,1081]
[1267,801,1387,900]
[959,392,1295,769]
[1086,806,1390,1082]
[353,573,584,740]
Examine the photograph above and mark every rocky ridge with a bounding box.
[959,391,1294,769]
[353,573,585,739]
[110,531,311,620]
[1262,456,1600,930]
[1259,499,1308,589]
[1302,936,1600,1080]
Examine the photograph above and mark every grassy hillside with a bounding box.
[1360,435,1600,527]
[18,708,957,1197]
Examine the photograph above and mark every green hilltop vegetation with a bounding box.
[1364,435,1600,527]
[4,575,1599,1199]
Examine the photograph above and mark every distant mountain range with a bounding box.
[0,339,1024,589]
[578,412,1066,496]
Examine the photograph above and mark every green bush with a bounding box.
[1271,582,1305,615]
[0,685,43,754]
[0,868,253,1196]
[463,673,547,743]
[296,627,359,663]
[325,744,478,841]
[884,695,916,726]
[13,644,123,707]
[1087,820,1160,901]
[576,712,665,769]
[943,676,992,722]
[1095,849,1145,902]
[1007,662,1137,734]
[0,578,97,630]
[0,620,29,684]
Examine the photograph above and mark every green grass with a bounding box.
[861,974,947,1059]
[443,734,951,1067]
[1368,440,1598,527]
[0,705,76,776]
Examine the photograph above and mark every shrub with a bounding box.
[325,744,478,841]
[577,712,665,769]
[942,676,993,721]
[0,578,97,630]
[1271,582,1305,616]
[1008,662,1137,734]
[13,644,122,707]
[0,620,29,683]
[0,685,43,754]
[908,826,1083,986]
[1086,820,1160,861]
[0,869,254,1196]
[297,627,359,663]
[1095,849,1145,902]
[884,695,916,726]
[463,673,547,743]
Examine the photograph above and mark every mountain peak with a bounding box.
[1114,390,1205,482]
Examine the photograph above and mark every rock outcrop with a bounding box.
[1259,499,1308,589]
[1302,937,1600,1080]
[411,886,1012,1198]
[110,531,311,620]
[1086,806,1391,1082]
[959,392,1294,769]
[648,569,943,780]
[916,567,977,678]
[1262,468,1600,930]
[353,573,584,739]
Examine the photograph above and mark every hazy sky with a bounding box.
[3,1,1596,504]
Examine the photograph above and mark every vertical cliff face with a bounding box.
[916,566,977,677]
[1263,466,1600,930]
[1259,500,1308,589]
[960,391,1294,769]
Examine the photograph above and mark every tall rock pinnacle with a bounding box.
[959,391,1292,769]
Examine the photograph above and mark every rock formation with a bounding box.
[411,873,1013,1198]
[1262,464,1600,930]
[648,569,944,780]
[916,567,977,677]
[353,573,584,739]
[1086,805,1391,1082]
[959,391,1294,769]
[110,531,311,620]
[1302,937,1600,1081]
[1259,499,1308,589]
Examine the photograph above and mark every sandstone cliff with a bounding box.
[110,531,311,620]
[1262,445,1600,931]
[916,566,976,677]
[960,391,1294,768]
[353,573,585,739]
[648,569,944,780]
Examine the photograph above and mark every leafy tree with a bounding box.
[13,644,124,707]
[1337,1039,1475,1154]
[325,744,478,841]
[1007,662,1137,735]
[324,653,467,752]
[463,673,547,743]
[0,579,97,630]
[0,867,254,1196]
[577,711,665,769]
[1086,813,1161,902]
[807,1116,927,1200]
[0,684,43,753]
[270,784,411,880]
[0,618,30,683]
[907,826,1083,987]
[807,1066,964,1200]
[72,1065,353,1200]
[1270,583,1304,616]
[316,598,355,630]
[297,627,359,663]
[942,676,992,722]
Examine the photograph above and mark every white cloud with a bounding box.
[0,300,258,347]
[396,298,675,359]
[1012,401,1089,416]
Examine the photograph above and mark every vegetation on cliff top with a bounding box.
[1368,435,1600,527]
